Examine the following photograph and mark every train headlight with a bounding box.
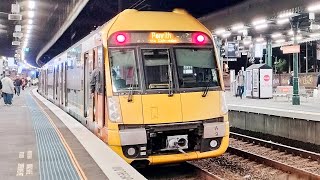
[209,140,218,148]
[107,96,123,123]
[127,147,136,156]
[220,91,228,115]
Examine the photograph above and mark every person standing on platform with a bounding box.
[1,72,15,105]
[288,71,293,86]
[14,76,22,96]
[236,70,245,99]
[317,73,320,88]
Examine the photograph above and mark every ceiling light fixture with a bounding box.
[29,1,36,9]
[28,11,35,18]
[252,18,267,26]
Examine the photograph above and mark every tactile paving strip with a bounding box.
[26,95,80,180]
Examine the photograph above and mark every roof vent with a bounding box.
[8,14,22,21]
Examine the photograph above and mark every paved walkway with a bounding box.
[0,89,84,180]
[226,91,320,121]
[0,89,39,180]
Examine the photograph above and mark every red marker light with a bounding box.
[116,34,126,43]
[196,35,205,43]
[192,33,207,44]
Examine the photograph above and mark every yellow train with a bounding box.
[38,9,229,166]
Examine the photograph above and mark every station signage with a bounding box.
[281,45,300,54]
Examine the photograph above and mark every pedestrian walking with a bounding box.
[236,70,245,99]
[1,72,15,105]
[14,75,22,96]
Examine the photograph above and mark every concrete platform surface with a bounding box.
[33,89,146,180]
[226,91,320,121]
[0,88,146,180]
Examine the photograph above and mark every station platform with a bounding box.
[226,91,320,146]
[226,91,320,121]
[0,88,146,179]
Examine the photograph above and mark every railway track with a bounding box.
[138,162,221,180]
[229,132,320,180]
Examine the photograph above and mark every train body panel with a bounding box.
[39,9,229,166]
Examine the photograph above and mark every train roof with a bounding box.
[42,9,212,68]
[102,9,212,40]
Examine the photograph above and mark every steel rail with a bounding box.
[230,132,320,162]
[186,163,223,180]
[227,147,320,180]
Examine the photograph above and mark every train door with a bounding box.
[53,66,56,101]
[55,64,60,104]
[45,69,48,96]
[84,50,94,127]
[64,63,68,106]
[60,62,65,106]
[94,46,105,130]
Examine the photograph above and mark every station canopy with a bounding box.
[199,0,320,48]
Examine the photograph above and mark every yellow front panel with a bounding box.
[142,94,182,124]
[180,91,221,122]
[119,95,144,124]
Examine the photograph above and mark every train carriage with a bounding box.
[39,9,229,166]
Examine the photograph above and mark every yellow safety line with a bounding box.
[31,93,88,180]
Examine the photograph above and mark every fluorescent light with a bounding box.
[271,32,282,38]
[277,18,289,25]
[215,28,226,35]
[26,25,32,30]
[25,34,30,38]
[26,29,31,34]
[291,35,302,41]
[254,24,268,30]
[256,37,264,43]
[288,30,294,35]
[252,18,267,26]
[309,33,320,37]
[28,11,35,18]
[28,19,33,24]
[275,39,285,43]
[278,12,293,18]
[231,23,244,31]
[29,1,36,9]
[308,3,320,12]
[222,31,231,38]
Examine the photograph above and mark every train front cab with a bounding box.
[101,30,229,166]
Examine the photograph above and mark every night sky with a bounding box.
[39,0,246,64]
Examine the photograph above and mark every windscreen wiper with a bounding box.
[128,68,136,102]
[167,51,174,97]
[202,81,211,97]
[127,83,134,102]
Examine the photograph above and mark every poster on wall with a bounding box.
[259,69,273,98]
[252,69,259,98]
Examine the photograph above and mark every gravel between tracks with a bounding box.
[230,138,320,175]
[190,153,290,180]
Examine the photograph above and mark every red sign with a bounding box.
[264,75,270,81]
